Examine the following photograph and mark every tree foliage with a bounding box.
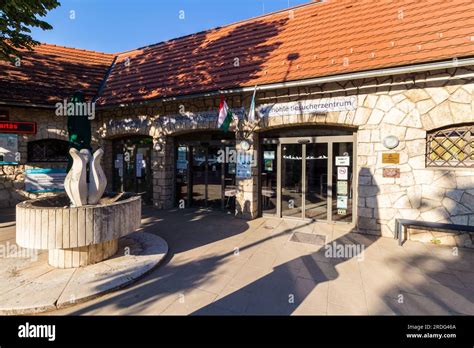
[0,0,60,62]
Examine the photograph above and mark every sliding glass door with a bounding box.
[261,134,355,224]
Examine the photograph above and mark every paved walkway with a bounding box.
[39,208,474,315]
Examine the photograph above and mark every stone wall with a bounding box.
[353,67,474,239]
[0,106,103,208]
[0,107,68,207]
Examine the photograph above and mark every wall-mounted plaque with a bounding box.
[383,168,401,178]
[382,153,400,164]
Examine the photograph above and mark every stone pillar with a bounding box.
[235,131,259,220]
[152,135,175,209]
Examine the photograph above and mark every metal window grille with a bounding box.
[426,125,474,167]
[27,139,69,162]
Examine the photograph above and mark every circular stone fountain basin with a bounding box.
[16,193,141,268]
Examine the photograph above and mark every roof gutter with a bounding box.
[98,56,474,109]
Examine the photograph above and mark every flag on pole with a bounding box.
[217,96,233,132]
[248,85,257,122]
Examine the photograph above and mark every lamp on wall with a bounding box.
[240,139,251,151]
[383,135,400,150]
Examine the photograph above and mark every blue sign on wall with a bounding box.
[25,168,67,193]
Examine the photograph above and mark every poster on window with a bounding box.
[25,168,66,193]
[136,153,144,177]
[0,134,18,164]
[264,159,273,172]
[336,195,348,209]
[337,181,348,195]
[264,151,275,160]
[335,156,350,166]
[337,167,348,180]
[228,163,236,175]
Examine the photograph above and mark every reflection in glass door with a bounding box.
[175,142,236,211]
[281,144,303,218]
[112,136,153,204]
[305,143,328,220]
[261,134,355,224]
[192,146,207,207]
[207,146,223,209]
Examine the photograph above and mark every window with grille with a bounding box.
[426,125,474,167]
[27,139,69,162]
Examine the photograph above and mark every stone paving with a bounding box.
[30,207,472,316]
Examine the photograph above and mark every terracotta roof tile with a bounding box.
[0,44,114,106]
[1,0,473,107]
[96,0,474,106]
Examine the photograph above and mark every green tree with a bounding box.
[0,0,60,62]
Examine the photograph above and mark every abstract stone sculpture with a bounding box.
[64,148,107,207]
[64,148,88,206]
[88,148,107,205]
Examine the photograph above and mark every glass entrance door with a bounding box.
[305,143,329,220]
[207,145,224,209]
[112,136,153,204]
[191,146,207,207]
[175,142,236,211]
[261,134,355,224]
[281,144,303,218]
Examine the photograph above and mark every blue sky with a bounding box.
[31,0,309,53]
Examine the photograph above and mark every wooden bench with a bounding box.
[395,218,474,246]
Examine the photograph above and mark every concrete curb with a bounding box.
[0,232,168,315]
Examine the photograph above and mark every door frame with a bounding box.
[260,133,357,226]
[175,141,236,210]
[111,135,153,204]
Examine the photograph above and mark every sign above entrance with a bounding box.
[257,96,357,118]
[0,121,36,134]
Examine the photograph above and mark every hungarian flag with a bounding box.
[217,96,233,132]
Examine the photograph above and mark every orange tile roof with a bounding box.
[0,44,114,106]
[97,0,474,106]
[1,0,473,108]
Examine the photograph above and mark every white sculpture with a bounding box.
[88,148,107,205]
[64,148,88,206]
[64,148,107,207]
